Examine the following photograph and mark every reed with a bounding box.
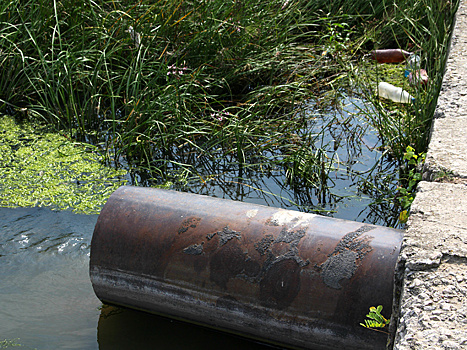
[0,0,460,224]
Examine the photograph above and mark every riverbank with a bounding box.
[393,1,467,348]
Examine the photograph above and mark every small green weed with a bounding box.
[360,305,390,333]
[397,146,426,223]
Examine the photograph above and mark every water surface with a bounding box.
[0,207,276,349]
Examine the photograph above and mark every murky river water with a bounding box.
[0,207,277,349]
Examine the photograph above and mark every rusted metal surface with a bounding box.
[370,49,411,63]
[90,186,403,350]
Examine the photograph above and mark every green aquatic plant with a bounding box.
[344,0,459,160]
[0,0,460,224]
[0,115,127,214]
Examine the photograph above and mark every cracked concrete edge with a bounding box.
[392,1,467,348]
[393,255,467,350]
[392,182,467,350]
[423,0,467,181]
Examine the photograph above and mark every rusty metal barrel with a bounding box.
[90,186,403,350]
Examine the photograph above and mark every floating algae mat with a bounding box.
[0,115,128,214]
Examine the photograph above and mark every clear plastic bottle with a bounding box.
[377,82,414,103]
[406,54,421,70]
[404,54,421,77]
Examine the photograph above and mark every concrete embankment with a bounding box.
[393,1,467,349]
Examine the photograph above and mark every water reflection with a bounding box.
[0,208,98,349]
[0,207,96,257]
[126,95,400,228]
[97,305,277,350]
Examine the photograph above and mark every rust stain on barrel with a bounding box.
[178,217,201,234]
[260,258,301,309]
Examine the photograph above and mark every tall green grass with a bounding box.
[350,0,458,158]
[0,0,460,224]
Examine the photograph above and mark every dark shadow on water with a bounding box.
[98,304,280,350]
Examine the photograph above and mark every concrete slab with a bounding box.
[401,181,467,269]
[396,166,467,350]
[424,116,467,179]
[423,0,467,180]
[394,257,467,350]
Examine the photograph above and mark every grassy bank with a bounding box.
[0,0,460,224]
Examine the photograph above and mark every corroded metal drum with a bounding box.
[90,186,403,350]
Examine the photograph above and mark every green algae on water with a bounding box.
[0,115,128,214]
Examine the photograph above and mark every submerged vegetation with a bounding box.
[0,0,460,224]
